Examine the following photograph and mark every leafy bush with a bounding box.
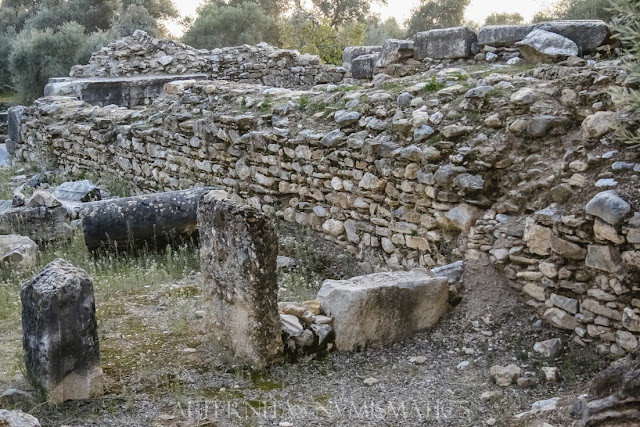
[533,0,622,22]
[181,2,279,49]
[406,0,470,36]
[484,12,524,25]
[280,13,365,65]
[364,16,404,45]
[612,0,640,148]
[9,22,101,102]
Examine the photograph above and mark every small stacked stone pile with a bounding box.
[278,300,334,360]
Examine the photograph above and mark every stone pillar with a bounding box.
[21,259,102,403]
[197,191,283,369]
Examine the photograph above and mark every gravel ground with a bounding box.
[0,253,609,427]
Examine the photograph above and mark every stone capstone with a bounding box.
[342,46,382,71]
[516,29,579,62]
[197,192,283,368]
[375,39,414,68]
[413,26,477,60]
[317,271,448,351]
[21,259,103,403]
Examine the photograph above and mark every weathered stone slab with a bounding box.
[0,206,72,244]
[52,180,101,203]
[534,20,610,53]
[21,259,102,403]
[81,188,211,251]
[375,39,414,68]
[477,25,536,47]
[0,234,37,270]
[585,191,631,225]
[342,46,382,71]
[0,409,41,427]
[351,54,377,79]
[7,106,25,143]
[197,191,283,369]
[414,26,477,60]
[317,271,448,351]
[44,74,208,108]
[516,29,579,62]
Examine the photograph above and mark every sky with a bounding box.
[169,0,562,36]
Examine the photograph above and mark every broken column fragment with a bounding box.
[21,259,102,403]
[197,191,283,369]
[81,188,211,251]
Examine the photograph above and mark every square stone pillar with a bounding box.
[21,259,102,403]
[197,192,283,369]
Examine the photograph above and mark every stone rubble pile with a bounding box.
[70,30,345,88]
[278,300,335,360]
[10,31,640,351]
[344,20,614,79]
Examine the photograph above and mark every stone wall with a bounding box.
[70,30,345,88]
[14,58,639,353]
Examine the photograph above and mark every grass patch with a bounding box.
[259,96,273,114]
[0,90,19,106]
[421,76,445,94]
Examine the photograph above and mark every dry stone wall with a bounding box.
[70,30,345,88]
[15,58,640,354]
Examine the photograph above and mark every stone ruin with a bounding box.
[1,17,640,423]
[344,20,613,79]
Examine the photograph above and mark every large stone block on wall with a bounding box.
[375,39,414,68]
[342,46,382,71]
[477,25,536,47]
[197,191,283,369]
[351,54,377,79]
[414,26,477,60]
[534,20,610,53]
[21,259,103,403]
[317,271,449,351]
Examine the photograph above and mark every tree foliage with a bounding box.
[280,12,365,64]
[0,0,177,100]
[311,0,384,28]
[364,16,403,45]
[181,2,278,49]
[484,12,524,26]
[406,0,471,36]
[611,0,640,148]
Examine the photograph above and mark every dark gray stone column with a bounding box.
[21,259,102,403]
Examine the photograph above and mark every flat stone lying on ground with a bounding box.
[317,271,449,351]
[0,409,41,427]
[197,190,283,369]
[52,180,101,203]
[21,259,103,403]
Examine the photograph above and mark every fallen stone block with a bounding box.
[477,25,536,47]
[197,191,283,369]
[430,260,464,284]
[0,206,73,244]
[342,46,382,71]
[0,234,37,270]
[534,20,610,53]
[52,180,101,203]
[375,39,414,68]
[351,54,377,79]
[516,29,579,62]
[81,188,211,251]
[414,26,477,60]
[317,271,448,351]
[0,410,40,427]
[21,259,103,403]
